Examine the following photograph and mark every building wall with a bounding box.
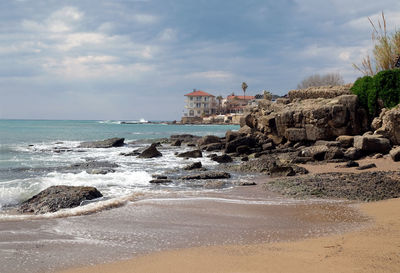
[184,96,216,117]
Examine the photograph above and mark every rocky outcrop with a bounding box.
[198,135,221,146]
[211,154,233,163]
[225,136,257,153]
[241,94,368,144]
[170,134,201,144]
[390,147,400,161]
[79,138,125,148]
[138,143,162,158]
[18,186,103,214]
[183,161,203,170]
[287,84,352,101]
[177,150,203,158]
[182,172,231,180]
[372,105,400,145]
[353,135,391,154]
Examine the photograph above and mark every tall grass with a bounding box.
[353,12,400,76]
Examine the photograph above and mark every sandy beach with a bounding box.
[58,196,400,273]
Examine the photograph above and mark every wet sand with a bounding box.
[0,183,366,273]
[58,197,400,273]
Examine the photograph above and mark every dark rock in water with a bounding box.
[183,161,202,170]
[69,161,119,170]
[346,160,359,168]
[149,179,172,184]
[171,139,182,146]
[120,149,141,156]
[356,163,377,170]
[79,138,125,148]
[18,185,103,214]
[211,154,233,163]
[152,175,168,179]
[187,143,196,147]
[182,172,231,180]
[177,149,202,158]
[138,143,162,158]
[241,156,249,162]
[28,144,34,147]
[198,135,221,146]
[86,169,115,175]
[238,181,257,186]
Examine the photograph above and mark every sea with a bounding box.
[0,119,240,216]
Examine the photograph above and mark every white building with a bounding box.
[184,90,217,117]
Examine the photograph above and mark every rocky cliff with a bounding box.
[241,94,368,144]
[287,84,352,101]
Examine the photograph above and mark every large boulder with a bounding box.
[182,172,231,180]
[372,105,400,145]
[390,147,400,162]
[18,186,103,214]
[198,135,221,146]
[211,154,233,163]
[353,135,391,154]
[177,149,203,158]
[138,143,162,158]
[336,135,354,148]
[79,138,125,148]
[225,136,257,153]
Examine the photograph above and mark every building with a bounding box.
[224,93,255,114]
[183,90,217,117]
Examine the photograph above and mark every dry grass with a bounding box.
[353,12,400,76]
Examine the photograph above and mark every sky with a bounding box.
[0,0,399,120]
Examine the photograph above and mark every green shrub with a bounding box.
[351,69,400,118]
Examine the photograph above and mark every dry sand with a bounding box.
[59,198,400,273]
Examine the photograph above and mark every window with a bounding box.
[189,110,194,116]
[196,103,201,108]
[197,110,201,114]
[204,97,208,101]
[190,103,193,107]
[190,97,193,101]
[196,97,201,101]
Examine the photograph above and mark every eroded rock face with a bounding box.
[372,105,400,145]
[241,94,368,144]
[18,186,103,214]
[79,138,125,148]
[353,135,391,154]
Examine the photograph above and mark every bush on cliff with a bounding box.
[351,69,400,118]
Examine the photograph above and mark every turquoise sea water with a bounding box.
[0,119,239,212]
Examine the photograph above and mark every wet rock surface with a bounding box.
[266,171,400,201]
[181,172,231,180]
[177,149,203,158]
[79,138,125,148]
[138,143,162,158]
[18,186,103,214]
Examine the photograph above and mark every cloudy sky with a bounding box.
[0,0,399,120]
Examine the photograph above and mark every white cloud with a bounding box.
[132,14,159,24]
[159,28,177,41]
[187,70,234,80]
[346,11,400,31]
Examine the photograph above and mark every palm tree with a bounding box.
[241,82,248,99]
[216,95,223,114]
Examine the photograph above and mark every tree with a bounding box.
[216,95,223,114]
[353,12,400,76]
[241,82,248,99]
[297,73,344,89]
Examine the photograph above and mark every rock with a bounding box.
[324,146,344,160]
[372,105,400,145]
[336,135,354,148]
[203,143,225,151]
[344,147,363,160]
[241,156,249,161]
[87,169,115,175]
[238,181,257,186]
[69,161,119,170]
[138,143,162,158]
[187,143,196,147]
[225,136,257,153]
[211,154,233,163]
[198,135,221,146]
[356,163,377,170]
[372,153,383,159]
[203,181,226,189]
[285,128,306,142]
[225,130,241,142]
[346,160,359,168]
[390,147,400,161]
[353,136,391,154]
[79,138,125,148]
[315,140,341,147]
[152,175,168,179]
[18,186,103,214]
[270,165,296,177]
[300,145,329,161]
[262,142,274,150]
[177,150,202,158]
[120,150,141,156]
[171,139,182,146]
[182,172,231,180]
[149,179,172,184]
[170,134,201,143]
[183,161,202,170]
[236,145,251,155]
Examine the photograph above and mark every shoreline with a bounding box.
[57,196,400,273]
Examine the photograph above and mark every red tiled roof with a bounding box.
[227,95,254,100]
[185,90,215,97]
